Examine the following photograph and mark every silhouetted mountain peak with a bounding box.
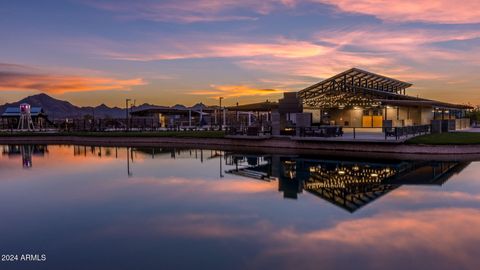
[0,93,126,119]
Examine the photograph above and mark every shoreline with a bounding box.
[1,135,480,161]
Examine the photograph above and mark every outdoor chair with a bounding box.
[262,127,272,136]
[304,127,315,137]
[326,127,336,137]
[336,127,343,136]
[384,127,395,137]
[226,127,237,135]
[314,128,325,137]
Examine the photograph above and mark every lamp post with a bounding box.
[131,99,136,130]
[92,107,95,131]
[219,97,224,130]
[126,98,131,131]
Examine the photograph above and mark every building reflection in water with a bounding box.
[1,145,470,213]
[1,145,47,168]
[225,154,470,213]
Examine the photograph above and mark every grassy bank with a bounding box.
[407,132,480,145]
[0,131,225,138]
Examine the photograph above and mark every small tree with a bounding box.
[466,106,480,125]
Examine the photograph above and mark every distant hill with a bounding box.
[0,93,126,119]
[0,93,218,119]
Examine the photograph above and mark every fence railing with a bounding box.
[384,125,431,140]
[298,125,431,140]
[226,126,272,136]
[299,126,344,137]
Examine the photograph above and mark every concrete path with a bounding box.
[454,127,480,133]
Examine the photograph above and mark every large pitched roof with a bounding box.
[298,68,471,109]
[299,68,412,100]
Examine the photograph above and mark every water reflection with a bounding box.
[1,144,480,270]
[2,145,47,168]
[1,144,469,213]
[227,155,469,212]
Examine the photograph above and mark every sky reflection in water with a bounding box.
[0,145,480,270]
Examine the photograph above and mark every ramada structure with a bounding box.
[298,68,471,128]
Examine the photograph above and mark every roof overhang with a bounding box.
[377,99,473,110]
[226,101,278,112]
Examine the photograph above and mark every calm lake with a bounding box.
[1,145,480,270]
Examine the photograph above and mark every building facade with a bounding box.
[298,68,471,128]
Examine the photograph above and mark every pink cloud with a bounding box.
[95,207,480,269]
[86,0,480,24]
[260,208,480,269]
[237,51,393,79]
[101,38,330,61]
[315,27,480,62]
[0,62,145,94]
[317,0,480,24]
[94,27,480,82]
[233,27,480,82]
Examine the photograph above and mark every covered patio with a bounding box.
[225,101,277,136]
[298,68,471,129]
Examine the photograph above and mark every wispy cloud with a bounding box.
[236,27,480,80]
[0,63,145,94]
[84,25,480,101]
[262,208,480,269]
[84,0,480,24]
[91,26,480,78]
[100,38,330,61]
[317,0,480,24]
[315,27,480,60]
[83,0,292,23]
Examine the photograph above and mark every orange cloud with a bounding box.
[317,0,480,24]
[188,84,285,98]
[0,63,145,93]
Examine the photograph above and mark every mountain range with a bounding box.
[0,94,211,119]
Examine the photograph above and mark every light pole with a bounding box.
[131,99,136,130]
[126,98,131,131]
[219,97,224,130]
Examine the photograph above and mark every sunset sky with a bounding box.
[1,0,480,107]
